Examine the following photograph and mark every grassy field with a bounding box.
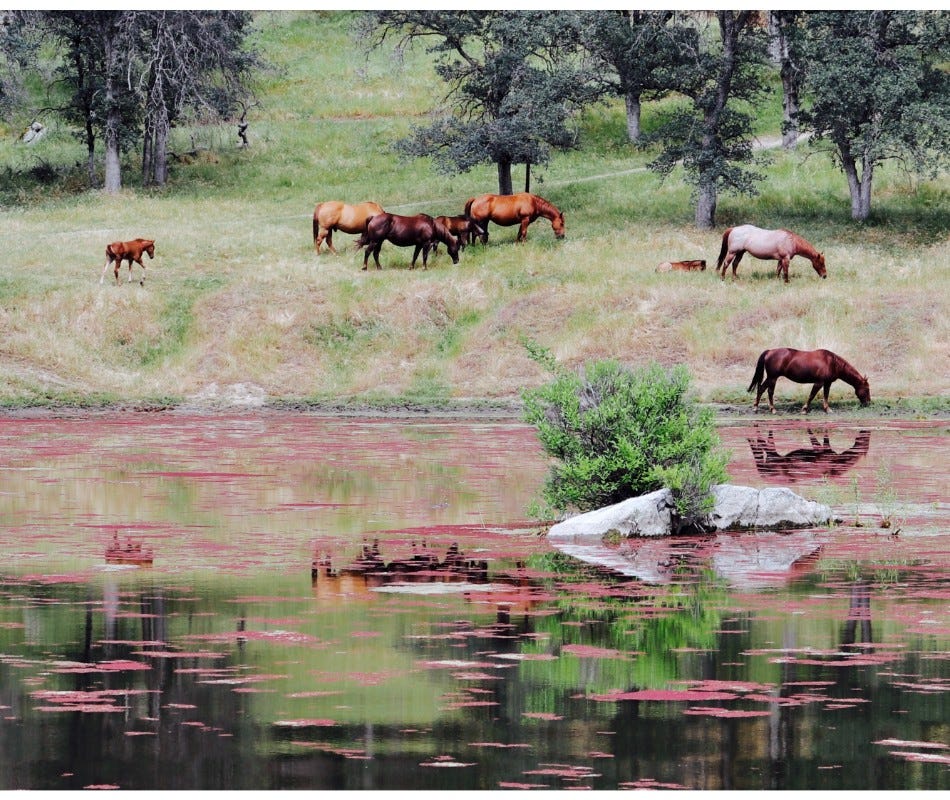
[1,11,947,414]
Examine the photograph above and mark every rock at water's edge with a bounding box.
[548,484,835,540]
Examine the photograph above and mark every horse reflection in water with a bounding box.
[748,428,871,483]
[312,541,488,598]
[311,541,540,618]
[842,580,873,649]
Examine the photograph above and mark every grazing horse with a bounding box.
[356,212,459,270]
[656,259,706,272]
[748,347,870,414]
[717,225,826,283]
[433,215,485,252]
[313,200,384,254]
[464,192,565,243]
[100,238,155,286]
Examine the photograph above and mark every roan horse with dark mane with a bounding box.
[313,201,384,254]
[464,192,565,243]
[356,212,459,270]
[748,347,870,414]
[100,238,155,286]
[717,224,826,283]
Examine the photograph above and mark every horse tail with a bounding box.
[463,197,475,220]
[312,204,321,247]
[717,227,732,270]
[748,350,767,393]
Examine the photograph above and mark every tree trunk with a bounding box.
[152,106,169,186]
[142,116,154,186]
[842,148,873,221]
[695,182,717,229]
[624,91,642,143]
[771,13,800,149]
[524,161,530,193]
[102,30,121,194]
[85,121,97,188]
[496,158,513,195]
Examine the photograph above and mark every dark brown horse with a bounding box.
[464,192,565,243]
[748,428,871,482]
[748,347,870,413]
[100,238,155,286]
[356,212,459,270]
[313,200,384,254]
[717,224,826,283]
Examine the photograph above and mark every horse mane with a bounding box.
[788,230,820,260]
[831,351,864,385]
[534,196,560,220]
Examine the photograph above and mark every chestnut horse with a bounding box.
[464,192,565,243]
[717,224,826,283]
[748,347,870,414]
[356,212,459,270]
[434,215,485,251]
[100,238,155,286]
[313,200,384,254]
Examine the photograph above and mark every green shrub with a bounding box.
[522,347,730,529]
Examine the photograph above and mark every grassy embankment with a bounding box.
[0,11,947,415]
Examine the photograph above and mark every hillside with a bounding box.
[1,11,948,413]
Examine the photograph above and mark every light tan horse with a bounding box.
[464,192,565,243]
[313,201,384,254]
[716,224,826,283]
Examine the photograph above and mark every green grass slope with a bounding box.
[0,11,947,413]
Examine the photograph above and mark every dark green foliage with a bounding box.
[798,11,950,220]
[522,348,729,526]
[644,11,769,228]
[360,10,597,194]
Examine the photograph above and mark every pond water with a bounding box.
[0,412,946,790]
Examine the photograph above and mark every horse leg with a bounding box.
[361,242,372,271]
[136,257,145,286]
[326,228,337,256]
[779,257,790,283]
[821,382,832,412]
[372,242,383,270]
[730,251,744,279]
[803,382,822,413]
[517,217,530,243]
[100,256,114,285]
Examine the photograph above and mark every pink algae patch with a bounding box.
[591,689,738,703]
[52,659,150,674]
[684,706,773,718]
[889,751,950,765]
[470,742,531,749]
[561,644,629,659]
[523,712,563,721]
[273,718,337,728]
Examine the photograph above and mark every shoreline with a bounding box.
[1,397,946,422]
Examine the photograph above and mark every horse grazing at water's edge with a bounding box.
[717,225,826,283]
[748,348,870,414]
[464,192,565,243]
[100,238,155,286]
[356,212,459,270]
[313,201,384,254]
